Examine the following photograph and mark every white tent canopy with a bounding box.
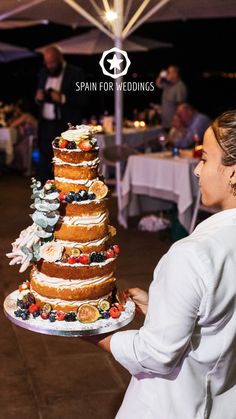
[37,29,172,55]
[0,0,236,28]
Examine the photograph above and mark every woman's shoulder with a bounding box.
[167,224,235,276]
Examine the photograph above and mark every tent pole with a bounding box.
[102,0,110,13]
[63,0,114,39]
[122,0,151,39]
[89,0,103,16]
[124,0,133,24]
[113,0,123,219]
[124,0,171,37]
[114,0,123,148]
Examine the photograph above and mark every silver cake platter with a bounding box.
[4,290,136,337]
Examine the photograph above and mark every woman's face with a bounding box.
[194,127,236,209]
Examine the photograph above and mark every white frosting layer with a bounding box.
[61,211,107,226]
[31,289,113,306]
[55,177,98,186]
[56,235,109,248]
[55,256,115,267]
[61,125,94,141]
[53,156,99,167]
[32,270,114,289]
[70,199,102,205]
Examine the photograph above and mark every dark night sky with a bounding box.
[1,17,236,119]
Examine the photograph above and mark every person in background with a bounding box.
[86,110,236,419]
[167,113,186,144]
[9,98,37,174]
[35,45,86,184]
[156,65,188,130]
[170,102,211,149]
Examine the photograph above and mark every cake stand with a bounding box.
[4,290,136,337]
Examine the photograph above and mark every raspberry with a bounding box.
[105,249,115,259]
[113,245,120,254]
[59,192,66,201]
[78,254,90,265]
[59,139,68,149]
[29,304,39,314]
[56,311,65,321]
[68,256,77,264]
[115,303,124,312]
[109,307,121,319]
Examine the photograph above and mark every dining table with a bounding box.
[96,125,163,150]
[0,127,17,165]
[118,150,200,233]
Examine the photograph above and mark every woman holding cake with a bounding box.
[94,110,236,418]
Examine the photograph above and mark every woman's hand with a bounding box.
[125,288,148,315]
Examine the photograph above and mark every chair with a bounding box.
[189,189,219,233]
[100,144,140,187]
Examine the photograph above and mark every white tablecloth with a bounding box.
[0,127,17,165]
[119,151,199,232]
[96,126,163,149]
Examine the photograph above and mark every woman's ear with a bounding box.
[229,167,236,196]
[230,170,235,179]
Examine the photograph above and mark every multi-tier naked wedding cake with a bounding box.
[7,125,125,323]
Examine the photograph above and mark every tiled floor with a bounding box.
[0,175,171,419]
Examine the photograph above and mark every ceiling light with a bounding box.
[105,10,118,22]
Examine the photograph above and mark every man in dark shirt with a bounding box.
[35,46,86,184]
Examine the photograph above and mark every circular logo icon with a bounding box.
[99,47,131,79]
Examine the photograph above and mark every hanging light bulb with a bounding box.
[105,10,118,22]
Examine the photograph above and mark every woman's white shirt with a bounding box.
[111,208,236,419]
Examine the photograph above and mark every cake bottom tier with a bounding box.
[31,288,113,312]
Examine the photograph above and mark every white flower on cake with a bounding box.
[61,125,95,142]
[39,242,64,262]
[6,224,40,273]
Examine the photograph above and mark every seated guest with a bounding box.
[10,98,37,173]
[167,113,186,143]
[170,103,211,149]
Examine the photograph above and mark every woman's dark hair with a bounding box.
[212,110,236,166]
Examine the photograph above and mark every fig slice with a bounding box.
[77,304,100,323]
[88,180,108,199]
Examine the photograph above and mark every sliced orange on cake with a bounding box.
[88,180,108,199]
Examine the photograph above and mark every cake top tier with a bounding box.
[61,124,98,142]
[53,124,99,152]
